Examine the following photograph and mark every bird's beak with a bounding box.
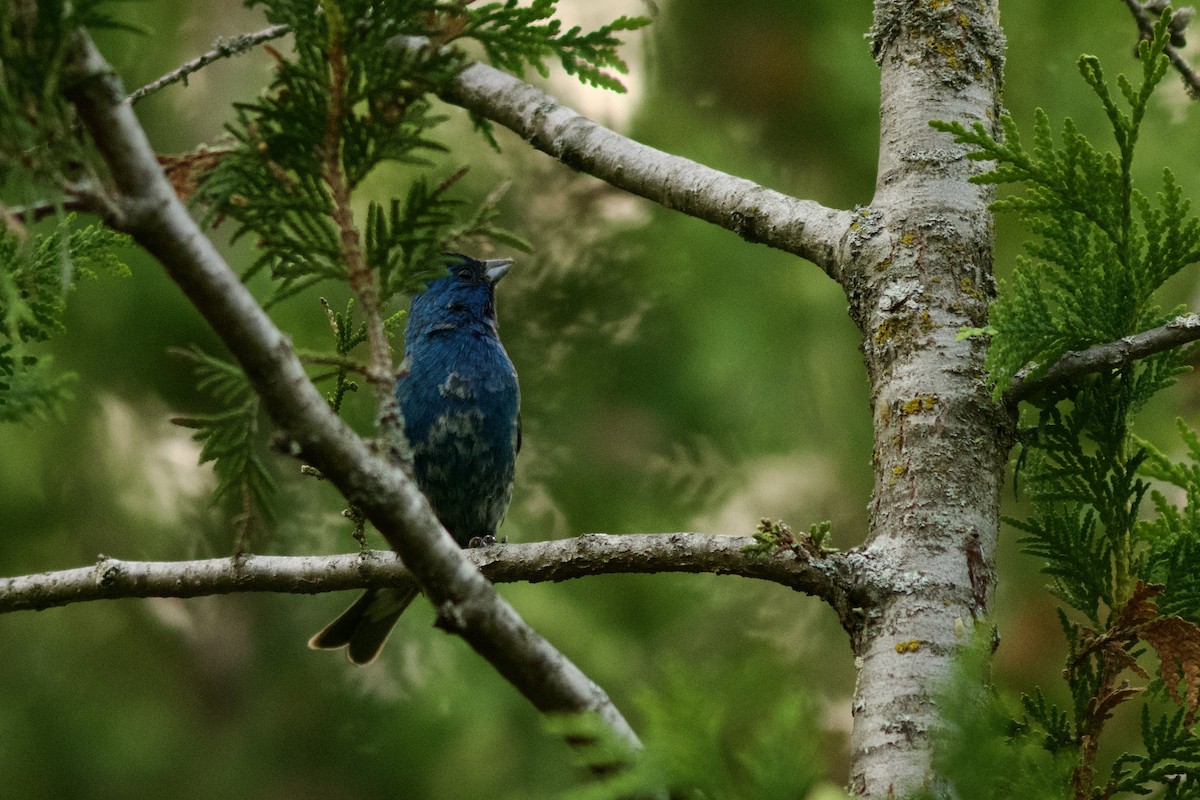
[484,258,513,284]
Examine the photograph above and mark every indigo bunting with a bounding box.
[309,254,521,664]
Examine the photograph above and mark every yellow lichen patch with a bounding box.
[892,464,908,477]
[899,395,938,415]
[873,317,901,344]
[874,255,893,272]
[895,639,922,653]
[960,275,987,302]
[929,38,960,66]
[874,309,939,348]
[900,231,916,247]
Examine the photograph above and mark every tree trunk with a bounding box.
[844,2,1010,794]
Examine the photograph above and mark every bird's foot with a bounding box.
[467,534,499,548]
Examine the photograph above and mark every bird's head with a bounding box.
[406,254,513,337]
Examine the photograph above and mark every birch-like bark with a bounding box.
[0,535,857,619]
[838,3,1009,795]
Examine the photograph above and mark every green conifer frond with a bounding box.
[0,357,75,423]
[1139,420,1200,626]
[198,0,616,313]
[300,297,371,413]
[1008,503,1109,621]
[1108,706,1200,795]
[462,1,650,92]
[366,174,468,301]
[198,1,460,306]
[1019,688,1075,755]
[172,347,277,529]
[0,219,128,423]
[933,11,1199,396]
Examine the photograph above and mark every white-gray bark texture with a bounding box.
[841,2,1009,794]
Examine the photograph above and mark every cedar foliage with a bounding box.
[934,12,1200,799]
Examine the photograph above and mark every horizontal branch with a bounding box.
[433,51,854,282]
[1006,313,1200,403]
[0,534,857,621]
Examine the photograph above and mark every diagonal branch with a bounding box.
[127,24,291,105]
[62,29,641,751]
[122,26,853,281]
[435,55,855,282]
[0,534,859,626]
[1005,312,1200,403]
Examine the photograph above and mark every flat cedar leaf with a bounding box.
[1073,628,1150,681]
[1117,580,1166,631]
[173,347,277,528]
[1141,615,1200,722]
[935,11,1197,400]
[0,220,129,425]
[1089,683,1145,727]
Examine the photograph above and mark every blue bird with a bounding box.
[309,254,521,664]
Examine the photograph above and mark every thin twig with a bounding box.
[1120,0,1200,99]
[1006,313,1200,403]
[321,23,395,394]
[296,350,370,374]
[127,24,291,104]
[6,196,92,224]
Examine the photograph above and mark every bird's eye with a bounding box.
[456,267,472,279]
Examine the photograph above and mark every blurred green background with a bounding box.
[2,1,1200,797]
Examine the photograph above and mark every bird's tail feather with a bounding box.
[308,586,419,665]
